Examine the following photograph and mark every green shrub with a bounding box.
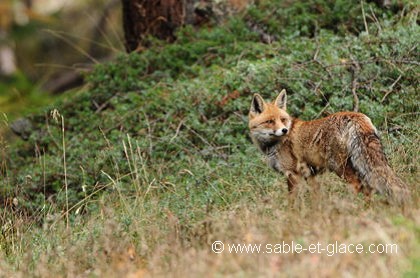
[2,1,418,217]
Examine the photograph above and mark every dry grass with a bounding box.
[0,120,418,278]
[0,150,418,277]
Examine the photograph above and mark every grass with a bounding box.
[0,0,419,276]
[1,136,418,277]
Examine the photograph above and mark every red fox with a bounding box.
[248,90,410,205]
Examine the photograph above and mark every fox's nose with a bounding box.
[274,128,288,137]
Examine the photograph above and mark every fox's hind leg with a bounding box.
[341,163,374,203]
[342,163,364,196]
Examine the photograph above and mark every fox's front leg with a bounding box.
[298,162,320,195]
[306,175,320,194]
[306,175,322,207]
[286,171,301,198]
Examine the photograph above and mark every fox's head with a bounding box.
[248,90,292,143]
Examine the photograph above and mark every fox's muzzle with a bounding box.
[273,128,288,137]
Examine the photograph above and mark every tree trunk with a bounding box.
[122,0,191,52]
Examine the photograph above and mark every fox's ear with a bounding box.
[275,89,287,110]
[250,94,265,114]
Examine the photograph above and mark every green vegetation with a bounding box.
[0,1,418,276]
[0,71,53,118]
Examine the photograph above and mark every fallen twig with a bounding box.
[381,74,402,103]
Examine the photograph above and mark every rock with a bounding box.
[10,118,33,140]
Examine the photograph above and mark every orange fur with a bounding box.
[248,90,410,205]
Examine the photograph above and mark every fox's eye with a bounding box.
[264,119,274,124]
[280,118,287,122]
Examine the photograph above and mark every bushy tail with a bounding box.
[347,120,410,206]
